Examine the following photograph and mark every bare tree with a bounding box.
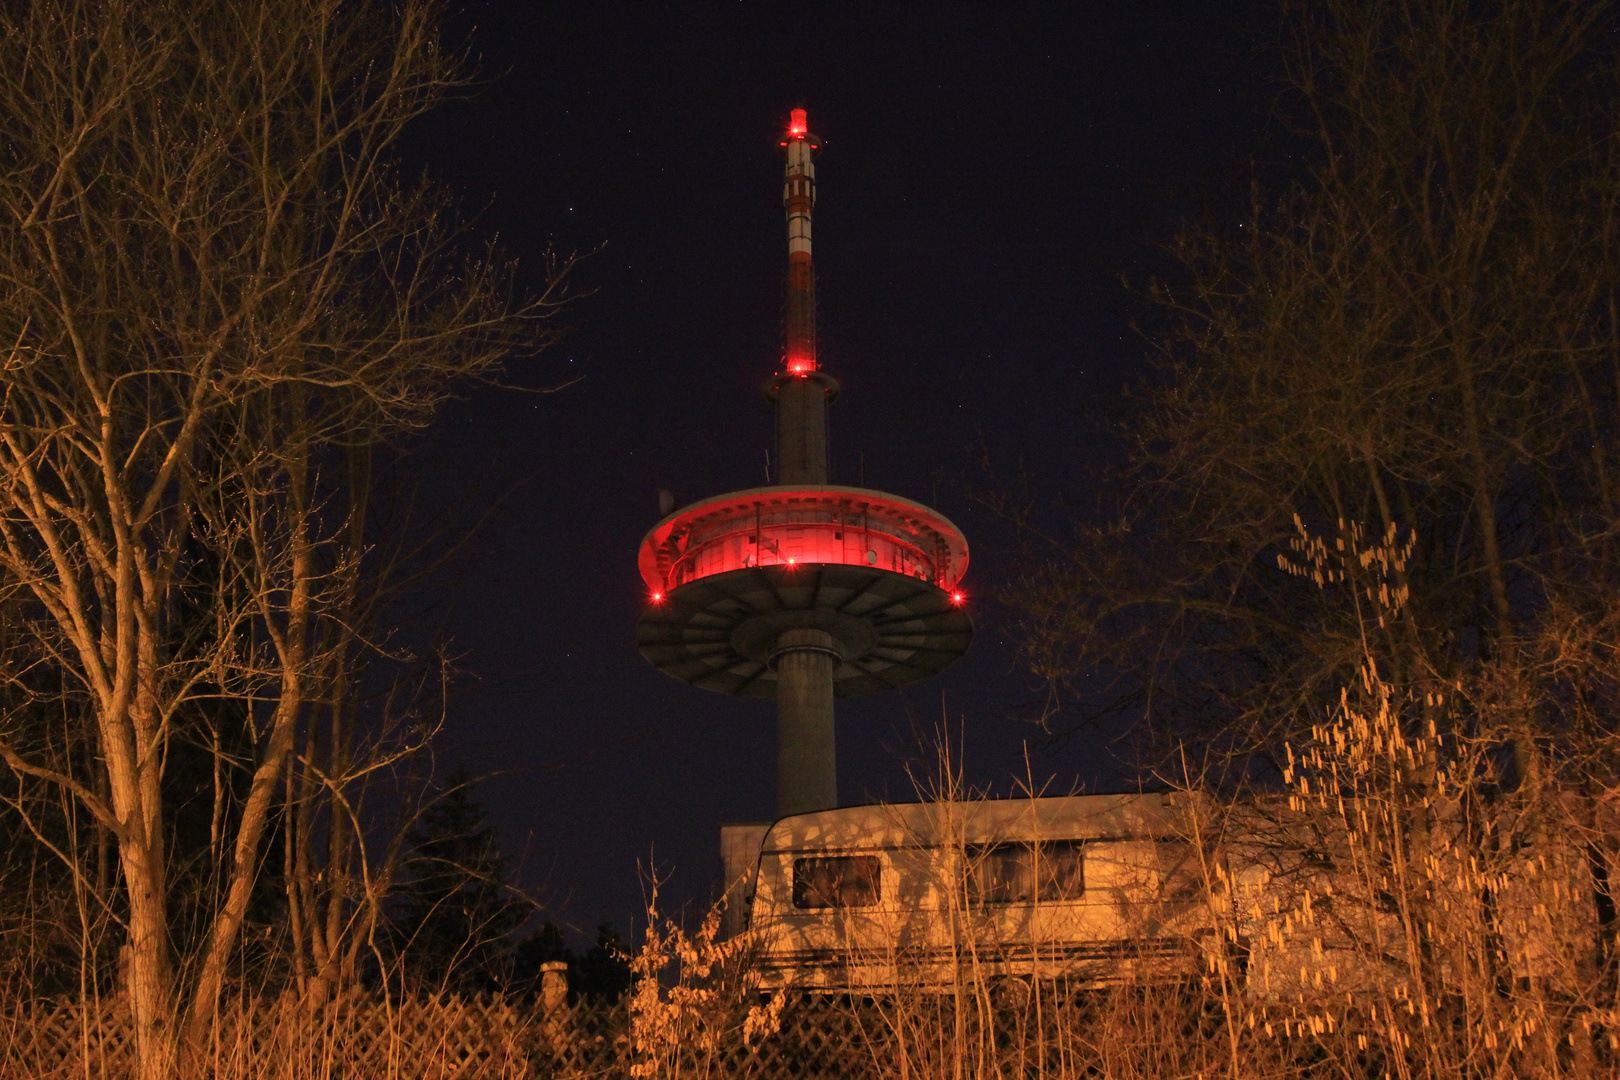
[0,0,568,1074]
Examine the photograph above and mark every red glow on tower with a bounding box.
[638,486,968,595]
[635,110,972,821]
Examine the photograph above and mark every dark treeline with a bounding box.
[1002,0,1620,785]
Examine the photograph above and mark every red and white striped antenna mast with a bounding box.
[766,107,837,485]
[782,107,818,375]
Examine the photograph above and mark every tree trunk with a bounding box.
[121,835,177,1080]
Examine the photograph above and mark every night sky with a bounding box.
[399,1,1275,941]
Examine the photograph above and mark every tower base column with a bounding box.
[773,628,839,817]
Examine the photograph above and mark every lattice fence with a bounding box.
[0,992,899,1079]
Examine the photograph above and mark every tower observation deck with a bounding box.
[636,110,972,818]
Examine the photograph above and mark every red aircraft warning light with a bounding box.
[635,110,972,821]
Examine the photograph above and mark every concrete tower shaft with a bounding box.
[771,375,834,485]
[774,112,838,812]
[773,628,838,816]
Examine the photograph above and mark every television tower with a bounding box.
[636,109,972,818]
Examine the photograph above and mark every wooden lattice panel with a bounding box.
[0,992,916,1079]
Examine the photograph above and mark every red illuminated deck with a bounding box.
[638,485,969,597]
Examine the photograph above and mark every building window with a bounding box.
[793,855,882,909]
[968,841,1085,904]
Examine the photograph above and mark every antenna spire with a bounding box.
[769,110,834,484]
[781,108,820,374]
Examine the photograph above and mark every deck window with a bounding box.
[968,841,1085,904]
[793,855,882,909]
